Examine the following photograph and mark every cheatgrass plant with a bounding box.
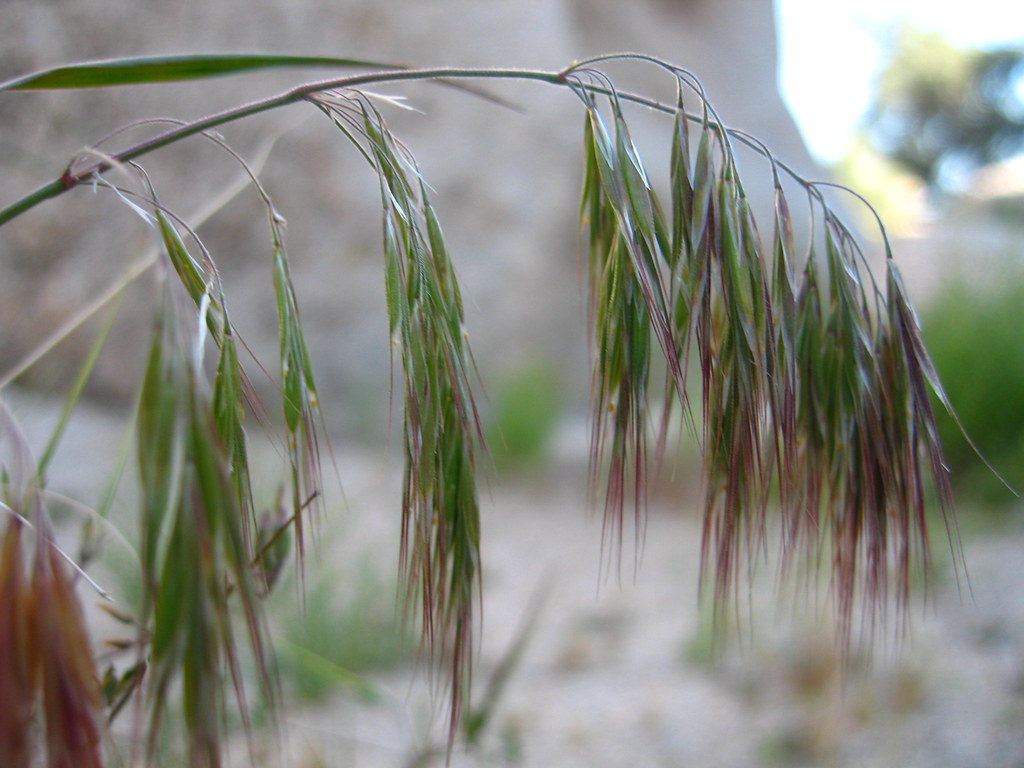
[0,52,968,766]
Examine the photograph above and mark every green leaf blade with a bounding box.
[1,54,402,91]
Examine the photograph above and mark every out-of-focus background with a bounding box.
[1,1,1023,766]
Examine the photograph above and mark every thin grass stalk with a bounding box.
[0,518,37,768]
[271,234,323,569]
[35,532,105,768]
[310,90,484,747]
[580,95,681,560]
[136,270,273,768]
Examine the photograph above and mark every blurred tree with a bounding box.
[865,24,1024,197]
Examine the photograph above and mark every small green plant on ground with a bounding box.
[0,53,966,767]
[273,555,410,704]
[484,358,565,472]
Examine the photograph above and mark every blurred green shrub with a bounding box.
[484,359,564,471]
[272,557,410,703]
[923,270,1024,507]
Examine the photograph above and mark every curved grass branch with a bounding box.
[0,123,288,389]
[0,66,563,227]
[2,58,874,236]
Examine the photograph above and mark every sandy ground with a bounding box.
[266,448,1024,768]
[5,389,1024,768]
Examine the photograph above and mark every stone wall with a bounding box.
[0,0,818,434]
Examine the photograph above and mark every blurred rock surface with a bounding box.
[0,0,818,437]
